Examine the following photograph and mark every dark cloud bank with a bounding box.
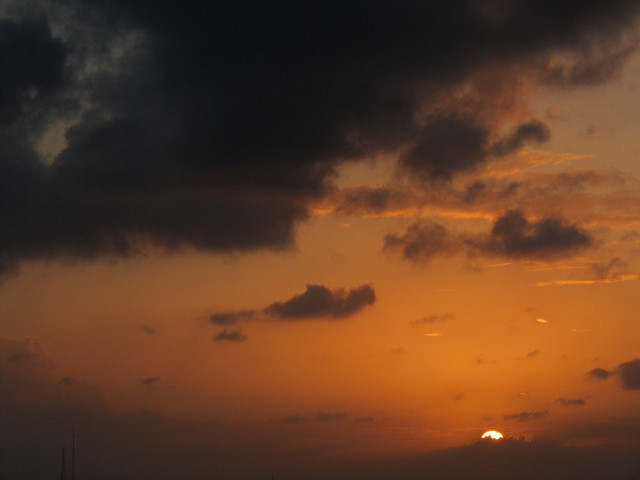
[1,0,639,275]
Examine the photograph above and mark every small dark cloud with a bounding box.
[491,120,551,157]
[472,354,485,365]
[383,222,454,264]
[140,377,160,388]
[587,367,612,380]
[526,349,540,359]
[556,398,586,406]
[214,329,248,343]
[264,284,376,320]
[316,412,346,422]
[331,186,410,215]
[618,358,640,390]
[481,210,591,259]
[400,116,549,183]
[411,313,454,325]
[390,347,405,355]
[503,410,549,422]
[58,376,76,387]
[7,353,37,362]
[454,393,465,401]
[591,257,626,280]
[282,415,304,425]
[209,310,255,326]
[141,324,157,336]
[354,416,375,423]
[384,210,590,264]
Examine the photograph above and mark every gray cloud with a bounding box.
[503,410,549,422]
[526,349,540,359]
[214,329,248,343]
[618,358,640,390]
[265,284,376,320]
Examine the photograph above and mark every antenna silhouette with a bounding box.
[72,426,75,480]
[60,446,67,480]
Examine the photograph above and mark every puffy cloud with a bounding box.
[265,284,376,320]
[503,410,549,422]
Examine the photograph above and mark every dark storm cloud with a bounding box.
[556,398,586,406]
[1,0,639,275]
[503,410,549,422]
[209,311,256,326]
[385,211,590,263]
[214,329,248,343]
[264,284,376,320]
[587,367,613,380]
[618,358,640,390]
[0,18,68,129]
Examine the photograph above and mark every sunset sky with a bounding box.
[1,1,640,479]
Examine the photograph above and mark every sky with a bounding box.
[1,0,640,479]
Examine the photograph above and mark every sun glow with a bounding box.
[482,430,504,440]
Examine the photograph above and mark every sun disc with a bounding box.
[481,430,503,440]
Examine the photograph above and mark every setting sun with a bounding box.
[481,431,504,440]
